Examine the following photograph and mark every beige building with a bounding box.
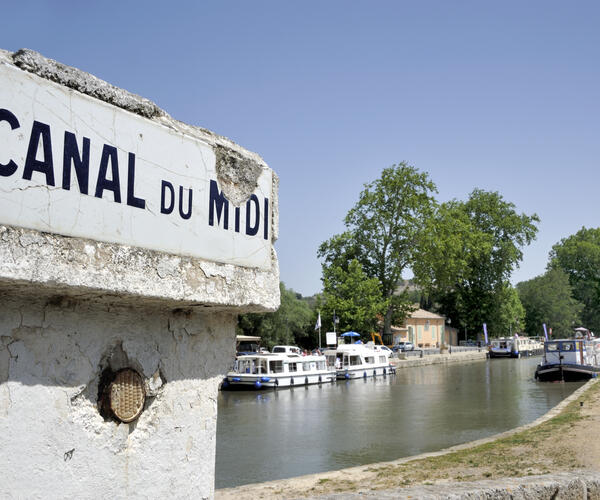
[391,309,453,348]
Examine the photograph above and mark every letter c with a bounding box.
[0,108,20,177]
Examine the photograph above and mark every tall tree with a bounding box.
[517,268,583,337]
[549,227,600,333]
[237,282,314,349]
[319,163,437,333]
[416,189,539,337]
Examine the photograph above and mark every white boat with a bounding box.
[489,335,543,358]
[514,336,544,357]
[535,338,600,382]
[222,351,336,389]
[324,342,394,380]
[488,337,513,358]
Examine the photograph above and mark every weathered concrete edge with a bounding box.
[392,351,487,369]
[307,470,600,499]
[0,224,280,312]
[216,378,598,497]
[0,48,280,311]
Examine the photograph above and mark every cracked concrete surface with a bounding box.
[1,294,236,498]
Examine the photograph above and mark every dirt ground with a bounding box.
[216,379,600,499]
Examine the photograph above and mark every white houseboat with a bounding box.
[324,343,394,380]
[222,350,336,389]
[489,335,544,358]
[535,338,600,382]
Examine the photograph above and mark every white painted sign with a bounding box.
[0,64,273,269]
[326,331,337,346]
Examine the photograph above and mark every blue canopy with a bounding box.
[341,331,360,337]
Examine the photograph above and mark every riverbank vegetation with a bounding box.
[237,163,599,345]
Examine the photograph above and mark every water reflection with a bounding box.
[216,357,581,488]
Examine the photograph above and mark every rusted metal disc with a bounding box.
[109,369,146,423]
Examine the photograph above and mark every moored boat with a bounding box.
[222,351,336,389]
[489,335,543,358]
[324,342,395,380]
[489,337,513,358]
[513,335,544,357]
[535,338,600,382]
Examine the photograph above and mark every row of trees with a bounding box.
[238,163,600,345]
[317,163,538,338]
[518,227,600,336]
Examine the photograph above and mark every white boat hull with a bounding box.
[223,371,337,390]
[336,364,393,380]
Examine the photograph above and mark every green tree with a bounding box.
[319,259,387,337]
[495,284,525,336]
[416,189,539,337]
[237,282,314,349]
[549,227,600,333]
[319,163,437,334]
[517,268,583,337]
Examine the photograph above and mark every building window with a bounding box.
[431,326,436,342]
[417,326,423,342]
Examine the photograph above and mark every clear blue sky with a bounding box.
[3,2,599,296]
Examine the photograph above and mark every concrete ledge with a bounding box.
[391,350,487,368]
[0,224,280,312]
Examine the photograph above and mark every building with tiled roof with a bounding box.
[388,308,458,347]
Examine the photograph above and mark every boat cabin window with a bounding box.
[237,358,258,374]
[269,360,283,373]
[546,342,558,351]
[317,361,326,370]
[288,362,298,372]
[303,362,316,371]
[561,342,574,351]
[365,356,375,364]
[350,355,361,366]
[379,356,386,363]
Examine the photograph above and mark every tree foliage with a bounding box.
[237,282,314,350]
[416,189,539,337]
[549,227,600,333]
[319,163,437,333]
[517,268,583,337]
[319,259,387,336]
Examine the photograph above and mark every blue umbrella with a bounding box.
[341,331,360,337]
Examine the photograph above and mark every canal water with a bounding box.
[215,357,582,488]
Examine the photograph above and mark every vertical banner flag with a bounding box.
[543,323,548,341]
[483,323,488,345]
[315,312,321,331]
